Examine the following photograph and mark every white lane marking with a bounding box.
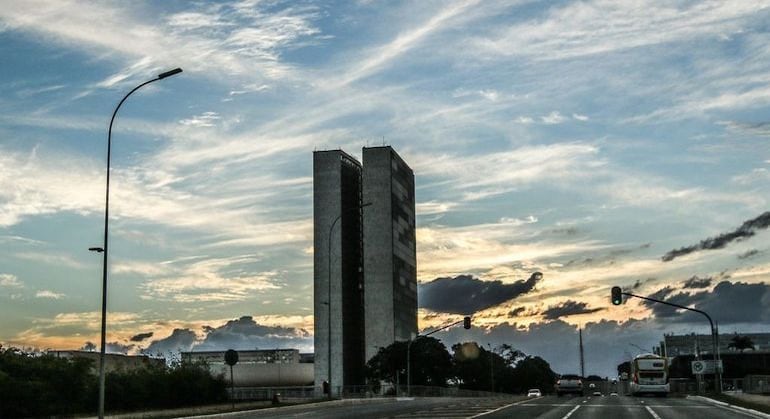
[562,405,581,419]
[645,406,662,419]
[469,399,530,418]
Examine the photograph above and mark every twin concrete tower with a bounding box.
[313,146,417,389]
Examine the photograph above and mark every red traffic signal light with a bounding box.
[463,316,471,329]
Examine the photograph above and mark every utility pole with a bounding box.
[579,328,585,378]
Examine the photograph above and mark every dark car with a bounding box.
[555,374,583,396]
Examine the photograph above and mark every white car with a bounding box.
[527,389,542,397]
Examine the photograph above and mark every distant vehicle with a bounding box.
[592,391,602,396]
[629,354,669,397]
[527,389,542,397]
[555,374,583,396]
[610,392,618,396]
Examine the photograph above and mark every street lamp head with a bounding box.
[158,68,183,79]
[88,247,104,253]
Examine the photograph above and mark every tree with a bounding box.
[728,334,755,352]
[510,356,557,394]
[617,361,631,376]
[365,337,453,388]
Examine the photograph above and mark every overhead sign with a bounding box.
[691,360,722,374]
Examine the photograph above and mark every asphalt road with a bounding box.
[481,394,769,419]
[184,394,769,419]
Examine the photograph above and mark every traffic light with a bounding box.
[611,286,623,305]
[463,316,471,329]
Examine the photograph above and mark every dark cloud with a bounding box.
[130,332,154,342]
[541,300,604,320]
[195,316,311,351]
[662,212,770,261]
[145,328,197,356]
[631,278,655,290]
[106,341,135,354]
[418,272,543,314]
[644,281,770,324]
[142,316,313,357]
[682,276,712,289]
[738,249,761,260]
[508,307,527,317]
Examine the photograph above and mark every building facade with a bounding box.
[362,146,418,363]
[313,150,366,389]
[313,146,418,389]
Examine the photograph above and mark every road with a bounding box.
[184,395,768,419]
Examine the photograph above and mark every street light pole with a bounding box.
[94,67,182,419]
[327,202,371,399]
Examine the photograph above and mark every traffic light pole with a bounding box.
[407,317,471,397]
[620,291,722,393]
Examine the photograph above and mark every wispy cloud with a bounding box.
[140,255,282,302]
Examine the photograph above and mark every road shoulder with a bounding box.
[687,395,770,418]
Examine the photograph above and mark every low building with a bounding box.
[661,332,770,356]
[50,350,165,373]
[181,349,314,387]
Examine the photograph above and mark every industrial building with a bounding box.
[181,349,314,387]
[313,146,417,390]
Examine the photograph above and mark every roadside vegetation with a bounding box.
[366,338,557,394]
[0,345,227,417]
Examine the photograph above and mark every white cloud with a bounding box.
[541,111,565,125]
[0,273,22,288]
[140,255,281,302]
[330,0,481,87]
[179,111,221,127]
[35,290,65,299]
[412,142,603,201]
[473,1,768,61]
[513,116,534,124]
[572,113,589,121]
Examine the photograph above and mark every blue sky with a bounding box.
[1,0,770,376]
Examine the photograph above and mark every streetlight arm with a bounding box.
[621,292,714,332]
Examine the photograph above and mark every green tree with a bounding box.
[365,337,452,388]
[510,356,557,394]
[728,334,755,352]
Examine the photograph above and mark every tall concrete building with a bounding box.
[313,150,366,390]
[313,146,417,390]
[362,146,418,363]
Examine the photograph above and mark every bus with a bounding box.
[629,354,669,396]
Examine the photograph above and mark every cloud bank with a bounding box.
[418,272,543,314]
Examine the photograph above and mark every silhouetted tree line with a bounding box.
[365,338,557,394]
[0,346,227,417]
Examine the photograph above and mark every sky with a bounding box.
[1,0,770,378]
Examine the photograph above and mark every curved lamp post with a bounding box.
[91,67,182,419]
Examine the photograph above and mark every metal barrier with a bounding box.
[229,384,516,401]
